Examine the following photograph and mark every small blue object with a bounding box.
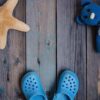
[76,0,100,53]
[21,71,48,100]
[96,34,100,52]
[81,0,92,6]
[53,70,79,100]
[76,3,100,26]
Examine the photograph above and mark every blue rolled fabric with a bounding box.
[77,0,100,53]
[96,34,100,52]
[81,0,92,6]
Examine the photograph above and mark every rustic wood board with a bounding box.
[6,0,26,99]
[26,0,56,98]
[87,27,100,100]
[0,0,26,99]
[57,0,87,100]
[0,0,99,100]
[86,1,100,100]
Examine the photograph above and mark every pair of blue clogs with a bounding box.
[21,70,79,100]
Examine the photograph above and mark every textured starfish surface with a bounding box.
[0,0,30,49]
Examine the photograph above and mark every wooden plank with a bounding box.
[26,0,39,73]
[86,0,100,99]
[0,0,10,100]
[26,0,56,97]
[0,49,8,100]
[6,0,26,99]
[57,0,75,71]
[87,27,100,100]
[57,0,87,100]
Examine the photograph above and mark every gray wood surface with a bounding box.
[0,0,26,99]
[57,0,87,100]
[87,27,100,100]
[0,0,99,100]
[0,1,8,99]
[26,0,56,97]
[6,0,26,99]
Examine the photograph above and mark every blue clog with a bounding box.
[53,70,79,100]
[21,71,48,100]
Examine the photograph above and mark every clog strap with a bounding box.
[29,91,48,100]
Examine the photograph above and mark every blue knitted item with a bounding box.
[81,0,92,6]
[76,0,100,26]
[96,34,100,52]
[76,0,100,53]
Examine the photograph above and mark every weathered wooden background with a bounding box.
[0,0,100,100]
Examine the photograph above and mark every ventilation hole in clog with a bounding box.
[30,81,32,83]
[70,85,72,88]
[69,76,71,78]
[73,81,75,84]
[33,78,35,80]
[66,86,68,88]
[34,82,37,84]
[65,77,67,79]
[62,85,64,87]
[27,80,29,82]
[71,78,73,81]
[64,81,66,83]
[74,88,76,90]
[68,79,70,82]
[66,83,68,86]
[36,86,38,88]
[29,84,31,86]
[29,77,31,79]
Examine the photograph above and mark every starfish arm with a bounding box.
[0,28,8,49]
[10,17,30,32]
[4,0,18,13]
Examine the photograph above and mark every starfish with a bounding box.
[0,0,30,49]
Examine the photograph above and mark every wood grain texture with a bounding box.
[86,0,100,100]
[87,27,100,100]
[26,0,56,97]
[7,0,26,99]
[0,0,10,100]
[57,0,87,100]
[0,0,100,100]
[0,0,26,99]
